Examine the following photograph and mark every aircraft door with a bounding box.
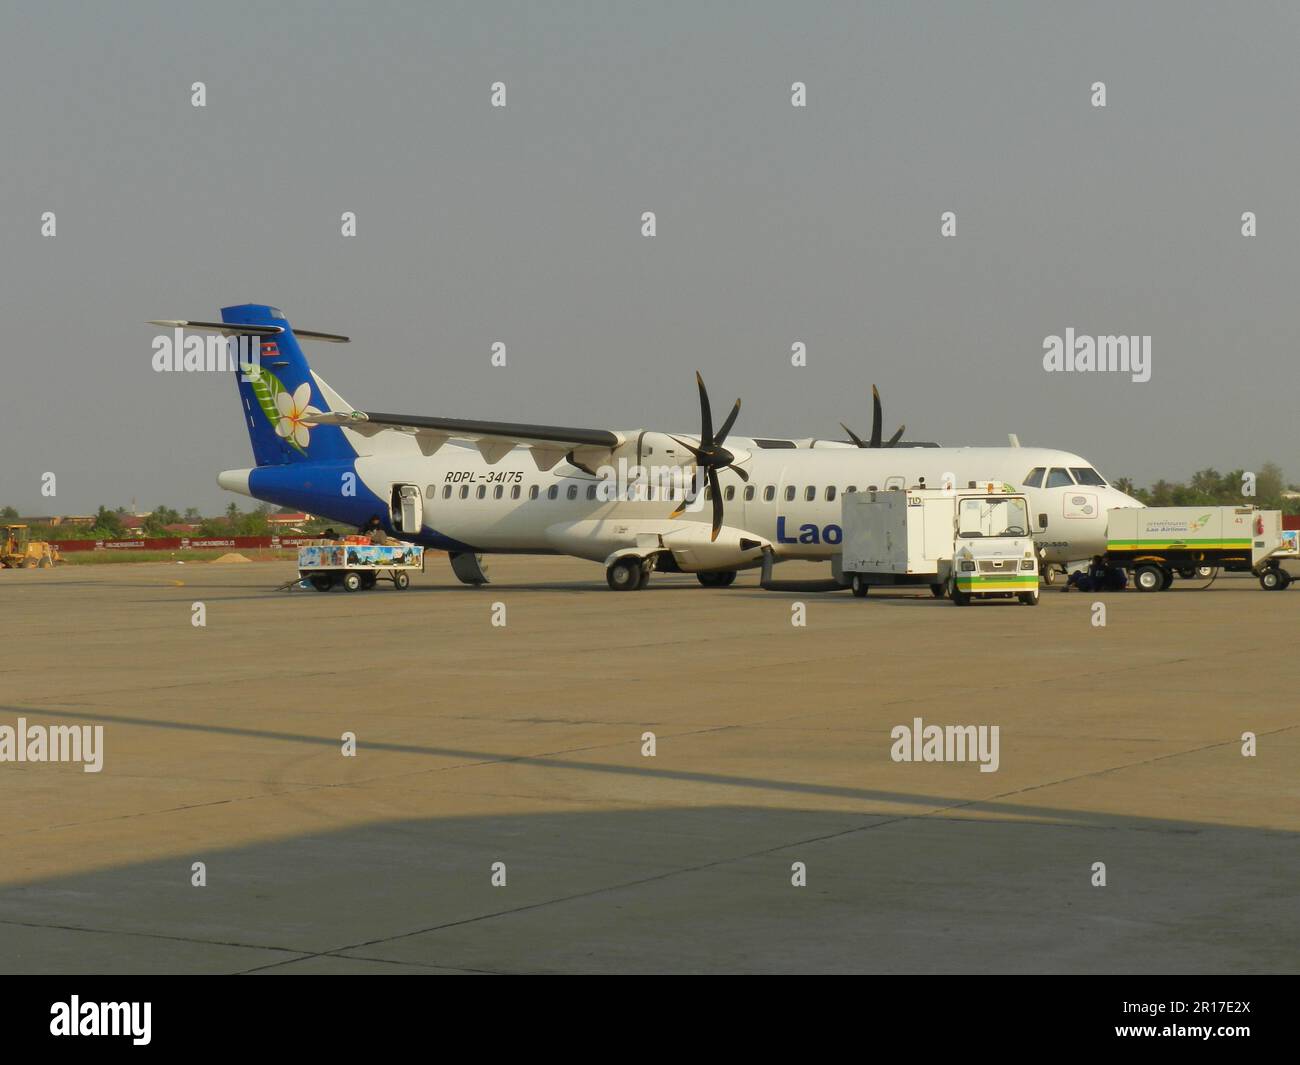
[394,484,423,533]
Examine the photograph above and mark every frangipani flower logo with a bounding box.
[274,382,321,449]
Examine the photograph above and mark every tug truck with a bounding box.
[841,485,1039,605]
[1106,506,1292,591]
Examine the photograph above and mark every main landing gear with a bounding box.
[697,570,737,588]
[605,557,739,591]
[606,557,648,591]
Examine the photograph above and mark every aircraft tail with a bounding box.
[220,304,357,467]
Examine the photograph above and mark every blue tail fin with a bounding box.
[222,303,356,467]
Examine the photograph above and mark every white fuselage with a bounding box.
[330,438,1141,570]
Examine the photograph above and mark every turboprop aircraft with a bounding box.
[176,304,1141,589]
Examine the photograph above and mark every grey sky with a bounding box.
[3,1,1298,514]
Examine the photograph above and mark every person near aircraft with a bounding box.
[361,515,390,545]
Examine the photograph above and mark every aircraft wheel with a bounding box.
[714,571,737,587]
[342,571,363,592]
[393,572,410,590]
[606,558,641,591]
[1135,565,1163,592]
[310,575,333,592]
[850,574,869,597]
[1041,566,1056,586]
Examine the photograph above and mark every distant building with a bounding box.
[267,512,314,527]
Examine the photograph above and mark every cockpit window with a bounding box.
[1023,467,1045,488]
[1044,468,1075,489]
[1069,467,1107,486]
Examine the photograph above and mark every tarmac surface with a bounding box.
[1,557,1297,974]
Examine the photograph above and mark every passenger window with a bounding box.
[846,485,857,495]
[547,485,558,500]
[528,485,539,500]
[743,485,755,501]
[586,484,597,500]
[442,485,452,499]
[425,485,436,499]
[1045,468,1075,489]
[459,485,469,499]
[493,485,504,499]
[476,485,487,499]
[704,485,713,500]
[784,486,796,502]
[805,486,816,502]
[511,485,520,499]
[724,485,735,501]
[825,486,836,502]
[567,485,578,500]
[1023,467,1045,488]
[764,486,775,502]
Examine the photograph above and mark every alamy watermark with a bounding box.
[1043,329,1151,383]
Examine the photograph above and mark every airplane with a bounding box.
[168,304,1142,590]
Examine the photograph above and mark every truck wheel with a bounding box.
[950,585,970,606]
[310,575,333,592]
[606,558,641,591]
[1018,592,1038,606]
[1259,567,1283,591]
[393,572,410,590]
[342,572,362,592]
[1135,565,1164,593]
[1176,566,1195,580]
[1041,566,1056,586]
[636,563,652,589]
[361,573,378,590]
[1196,565,1214,579]
[930,583,945,598]
[1159,568,1174,591]
[851,575,869,597]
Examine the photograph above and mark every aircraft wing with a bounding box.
[303,409,624,468]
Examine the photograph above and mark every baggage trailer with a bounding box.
[297,542,424,592]
[841,485,1040,606]
[1105,506,1293,592]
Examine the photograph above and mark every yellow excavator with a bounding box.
[1,524,62,568]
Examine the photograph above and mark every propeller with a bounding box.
[670,372,748,541]
[841,384,904,448]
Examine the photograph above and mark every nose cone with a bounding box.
[1107,488,1144,509]
[217,468,253,497]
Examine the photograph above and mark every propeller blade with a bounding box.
[696,372,714,445]
[870,384,883,448]
[708,468,723,541]
[715,398,742,445]
[726,463,750,482]
[667,435,703,461]
[840,422,867,448]
[886,424,905,447]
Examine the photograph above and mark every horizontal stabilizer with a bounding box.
[149,320,349,342]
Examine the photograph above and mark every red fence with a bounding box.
[51,536,320,553]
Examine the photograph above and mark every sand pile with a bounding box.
[211,552,252,564]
